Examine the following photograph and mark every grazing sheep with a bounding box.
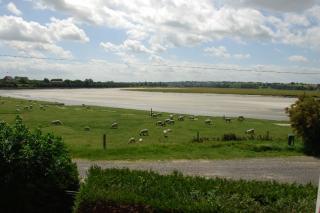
[246,128,255,134]
[139,129,149,136]
[128,137,136,144]
[238,116,245,121]
[39,105,45,110]
[168,119,175,125]
[29,105,33,109]
[178,115,185,121]
[156,120,165,126]
[84,126,91,131]
[225,118,232,123]
[51,120,63,125]
[166,128,172,133]
[169,114,174,119]
[111,122,118,129]
[163,130,168,138]
[24,106,29,110]
[189,115,195,120]
[16,109,20,113]
[205,119,212,125]
[138,138,143,142]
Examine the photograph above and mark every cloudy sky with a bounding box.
[0,0,320,83]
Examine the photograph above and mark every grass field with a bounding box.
[125,87,320,97]
[74,167,317,212]
[0,96,303,160]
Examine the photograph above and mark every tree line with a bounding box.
[1,76,319,90]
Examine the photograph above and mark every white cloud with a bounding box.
[0,15,89,58]
[204,46,250,60]
[288,55,309,63]
[7,2,22,16]
[204,46,230,58]
[226,0,318,12]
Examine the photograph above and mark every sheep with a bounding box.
[166,128,172,133]
[16,109,20,113]
[51,120,63,125]
[156,120,165,126]
[111,122,118,129]
[168,119,175,125]
[128,137,136,144]
[152,113,162,118]
[246,128,255,134]
[29,105,33,109]
[205,119,212,125]
[139,129,149,136]
[84,126,91,131]
[238,116,245,122]
[138,138,143,142]
[39,105,45,110]
[189,115,195,120]
[169,114,174,119]
[178,115,185,121]
[24,106,29,110]
[16,105,20,108]
[225,118,232,123]
[163,130,168,138]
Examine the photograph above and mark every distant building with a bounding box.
[3,76,13,81]
[51,78,63,83]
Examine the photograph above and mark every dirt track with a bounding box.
[75,156,320,185]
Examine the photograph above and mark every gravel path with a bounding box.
[75,156,320,185]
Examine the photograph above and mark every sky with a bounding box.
[0,0,319,83]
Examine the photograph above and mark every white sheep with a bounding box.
[111,122,118,129]
[139,129,149,136]
[51,120,63,125]
[178,115,185,121]
[246,128,255,134]
[205,119,212,125]
[128,137,136,144]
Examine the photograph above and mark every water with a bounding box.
[0,88,296,120]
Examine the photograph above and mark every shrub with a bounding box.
[0,116,79,213]
[286,95,320,155]
[74,167,316,213]
[222,133,240,141]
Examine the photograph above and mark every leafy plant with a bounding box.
[0,116,79,213]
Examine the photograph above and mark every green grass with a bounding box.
[74,167,317,212]
[125,87,320,97]
[0,96,303,160]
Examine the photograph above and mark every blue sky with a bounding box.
[0,0,319,83]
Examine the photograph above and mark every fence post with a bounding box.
[103,134,106,150]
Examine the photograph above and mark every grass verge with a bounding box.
[74,167,317,212]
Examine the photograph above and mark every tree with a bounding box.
[0,117,79,213]
[286,95,320,155]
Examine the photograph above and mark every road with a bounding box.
[75,156,320,185]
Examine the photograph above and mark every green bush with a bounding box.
[74,167,316,213]
[0,116,79,213]
[286,95,320,155]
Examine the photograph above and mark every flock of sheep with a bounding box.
[109,110,253,144]
[13,101,255,143]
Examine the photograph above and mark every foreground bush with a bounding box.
[286,95,320,155]
[0,117,79,213]
[74,167,316,213]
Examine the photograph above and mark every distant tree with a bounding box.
[43,78,50,83]
[286,95,320,155]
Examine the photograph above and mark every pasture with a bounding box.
[0,96,303,160]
